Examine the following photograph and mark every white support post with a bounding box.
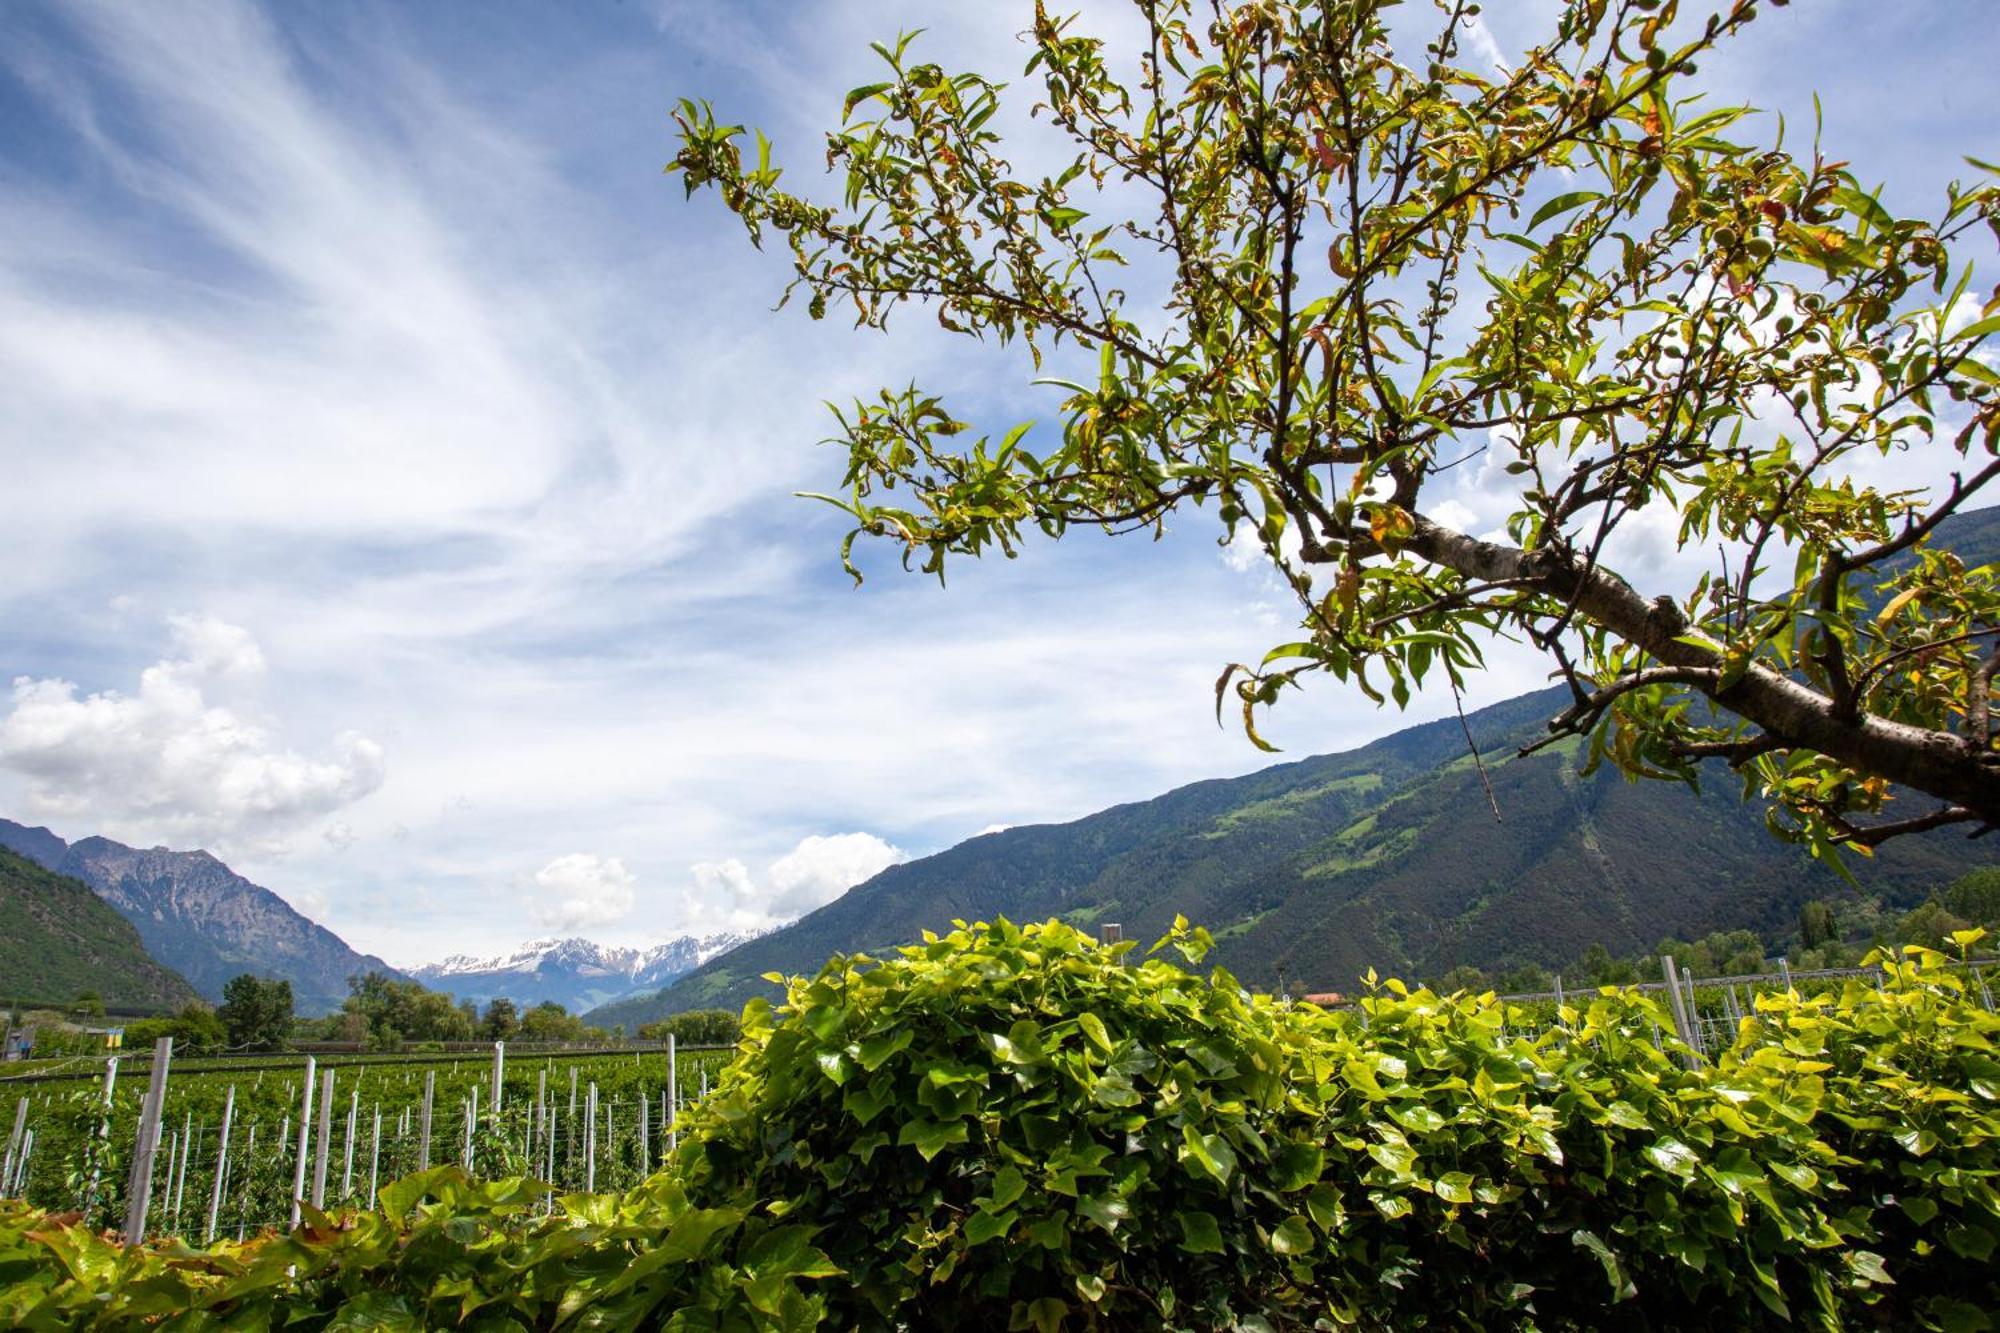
[203,1085,235,1244]
[341,1091,358,1201]
[172,1109,193,1222]
[535,1068,547,1161]
[1681,965,1702,1055]
[161,1131,179,1230]
[544,1103,557,1208]
[122,1036,174,1244]
[368,1106,381,1207]
[466,1085,478,1171]
[1,1097,26,1197]
[418,1071,435,1170]
[85,1056,118,1212]
[490,1042,505,1120]
[667,1035,678,1152]
[584,1082,598,1192]
[310,1067,335,1209]
[288,1055,315,1231]
[639,1091,649,1176]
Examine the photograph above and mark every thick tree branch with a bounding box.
[1406,515,2000,825]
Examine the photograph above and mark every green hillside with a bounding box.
[591,684,1993,1028]
[590,507,2000,1029]
[0,848,200,1011]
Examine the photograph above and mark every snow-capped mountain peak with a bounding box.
[408,930,762,1012]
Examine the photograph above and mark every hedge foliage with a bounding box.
[2,918,1997,1330]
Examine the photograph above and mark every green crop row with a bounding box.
[2,919,1996,1330]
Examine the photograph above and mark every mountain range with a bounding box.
[588,509,2000,1028]
[0,847,200,1013]
[408,932,759,1013]
[0,820,405,1016]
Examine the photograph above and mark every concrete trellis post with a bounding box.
[1,1097,26,1197]
[203,1084,235,1244]
[1681,966,1702,1055]
[639,1093,649,1175]
[418,1071,435,1170]
[288,1055,316,1230]
[239,1124,257,1239]
[311,1067,335,1209]
[544,1104,557,1207]
[491,1042,505,1120]
[161,1132,178,1226]
[584,1082,598,1192]
[84,1056,118,1212]
[368,1106,382,1207]
[534,1069,547,1163]
[121,1036,174,1244]
[173,1109,193,1221]
[667,1036,679,1152]
[342,1091,358,1200]
[1659,957,1697,1065]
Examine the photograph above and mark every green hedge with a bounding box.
[3,919,1996,1330]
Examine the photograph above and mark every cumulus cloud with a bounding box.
[529,852,638,930]
[0,616,384,852]
[767,832,906,916]
[689,831,904,928]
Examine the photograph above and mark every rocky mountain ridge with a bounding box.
[0,820,406,1016]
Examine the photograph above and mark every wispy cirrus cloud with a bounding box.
[0,0,1988,963]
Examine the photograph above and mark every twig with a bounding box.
[1453,679,1502,822]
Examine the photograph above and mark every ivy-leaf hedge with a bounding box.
[3,918,1997,1330]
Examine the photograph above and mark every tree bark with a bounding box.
[1403,516,2000,827]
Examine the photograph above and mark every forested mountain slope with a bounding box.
[0,847,200,1011]
[593,508,1998,1027]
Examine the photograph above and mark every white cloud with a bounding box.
[0,617,384,853]
[690,857,757,904]
[530,853,638,931]
[687,832,905,930]
[767,832,905,916]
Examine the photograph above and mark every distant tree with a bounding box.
[339,972,475,1049]
[517,1001,590,1044]
[638,1008,744,1046]
[1576,943,1635,986]
[219,974,294,1051]
[481,998,521,1043]
[1434,965,1487,995]
[675,0,2000,858]
[1898,898,1973,952]
[1943,867,2000,928]
[1494,963,1550,995]
[125,1002,228,1056]
[1799,900,1840,951]
[71,990,104,1019]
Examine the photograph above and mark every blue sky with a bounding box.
[0,0,1992,963]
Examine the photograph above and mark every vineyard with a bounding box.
[4,920,2000,1329]
[0,1041,731,1242]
